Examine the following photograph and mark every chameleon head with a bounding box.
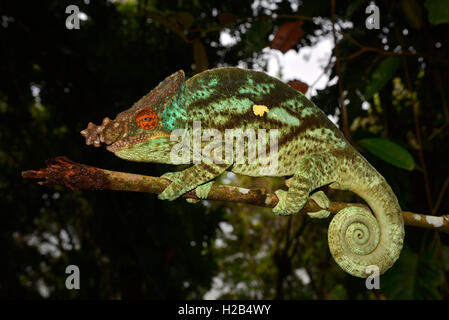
[80,70,187,163]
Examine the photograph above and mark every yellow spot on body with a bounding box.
[253,104,269,117]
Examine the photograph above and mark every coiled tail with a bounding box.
[328,150,405,278]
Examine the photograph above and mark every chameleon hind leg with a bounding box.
[307,191,331,219]
[273,152,338,216]
[284,180,330,218]
[159,163,230,201]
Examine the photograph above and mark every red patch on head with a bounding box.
[136,108,158,130]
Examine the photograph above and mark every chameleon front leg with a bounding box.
[273,152,338,216]
[160,171,206,203]
[159,163,230,201]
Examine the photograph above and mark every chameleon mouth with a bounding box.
[106,132,171,153]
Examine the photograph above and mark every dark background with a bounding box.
[0,0,448,299]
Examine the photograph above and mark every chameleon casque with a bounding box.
[81,67,404,278]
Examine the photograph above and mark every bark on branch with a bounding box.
[22,157,449,234]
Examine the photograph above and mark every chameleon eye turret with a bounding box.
[136,108,158,130]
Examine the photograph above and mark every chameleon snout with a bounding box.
[80,117,124,148]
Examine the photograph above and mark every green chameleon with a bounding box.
[81,67,404,278]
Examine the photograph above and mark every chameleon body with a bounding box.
[81,67,404,278]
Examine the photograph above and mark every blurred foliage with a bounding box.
[364,56,400,100]
[358,138,415,170]
[0,0,448,299]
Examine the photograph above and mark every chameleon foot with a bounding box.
[307,191,330,219]
[159,163,229,201]
[159,171,185,201]
[272,190,306,216]
[186,181,214,203]
[194,181,214,199]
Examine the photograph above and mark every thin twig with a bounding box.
[308,54,333,92]
[337,24,449,64]
[392,24,434,212]
[428,122,449,141]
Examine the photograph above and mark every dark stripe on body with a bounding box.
[184,67,347,152]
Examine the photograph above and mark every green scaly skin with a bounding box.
[81,67,404,278]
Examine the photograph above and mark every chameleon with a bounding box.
[81,67,404,278]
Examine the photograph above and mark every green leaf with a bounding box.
[364,56,400,100]
[381,244,444,299]
[424,0,449,25]
[358,138,415,170]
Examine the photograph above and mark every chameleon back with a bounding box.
[184,67,348,176]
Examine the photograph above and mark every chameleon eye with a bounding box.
[136,108,158,130]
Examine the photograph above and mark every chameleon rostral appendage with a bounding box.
[81,67,405,278]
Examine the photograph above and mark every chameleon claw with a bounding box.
[307,191,330,219]
[159,171,192,201]
[273,190,296,215]
[184,181,214,204]
[194,181,214,200]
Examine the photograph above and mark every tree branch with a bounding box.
[22,157,449,234]
[337,23,449,65]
